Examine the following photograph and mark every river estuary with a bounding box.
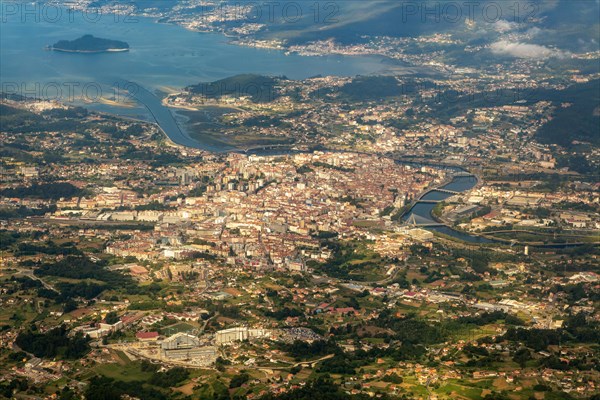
[0,5,499,243]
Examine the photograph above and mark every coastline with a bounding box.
[49,48,129,53]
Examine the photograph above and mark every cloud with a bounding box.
[489,40,568,59]
[525,27,543,37]
[493,20,518,33]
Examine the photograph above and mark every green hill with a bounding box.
[535,80,600,147]
[51,35,129,53]
[187,74,284,103]
[424,79,600,148]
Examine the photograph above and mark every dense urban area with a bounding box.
[0,1,599,399]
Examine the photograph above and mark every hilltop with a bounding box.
[51,35,129,53]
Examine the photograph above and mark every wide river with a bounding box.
[402,175,494,244]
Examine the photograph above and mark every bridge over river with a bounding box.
[401,214,446,228]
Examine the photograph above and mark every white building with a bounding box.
[215,327,270,345]
[160,333,216,364]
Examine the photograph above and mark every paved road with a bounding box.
[14,268,58,292]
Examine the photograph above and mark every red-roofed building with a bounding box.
[129,265,149,275]
[371,287,386,296]
[314,303,332,313]
[483,210,500,220]
[136,331,159,341]
[334,307,358,315]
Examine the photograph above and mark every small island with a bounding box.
[49,34,129,53]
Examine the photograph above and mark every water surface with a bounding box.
[1,6,397,116]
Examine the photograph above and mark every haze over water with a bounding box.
[0,5,393,118]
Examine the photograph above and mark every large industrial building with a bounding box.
[160,333,216,364]
[215,327,270,345]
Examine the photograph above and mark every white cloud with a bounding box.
[489,40,568,59]
[525,27,543,37]
[493,20,518,33]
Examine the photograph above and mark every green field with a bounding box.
[94,357,154,382]
[160,321,198,336]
